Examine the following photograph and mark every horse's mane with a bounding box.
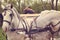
[37,10,57,21]
[39,10,56,17]
[11,7,28,28]
[12,7,20,20]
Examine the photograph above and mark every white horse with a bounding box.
[30,10,60,40]
[2,4,28,40]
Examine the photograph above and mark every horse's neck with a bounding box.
[11,7,25,28]
[11,8,20,28]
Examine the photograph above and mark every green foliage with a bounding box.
[0,2,3,13]
[0,0,60,14]
[31,1,51,13]
[58,5,60,11]
[31,2,43,13]
[44,3,51,10]
[0,28,6,40]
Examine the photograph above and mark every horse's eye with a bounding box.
[10,14,13,17]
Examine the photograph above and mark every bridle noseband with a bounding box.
[3,20,11,25]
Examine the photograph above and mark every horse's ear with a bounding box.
[11,4,13,9]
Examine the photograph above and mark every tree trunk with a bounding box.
[55,0,58,10]
[41,0,45,10]
[51,0,54,10]
[18,0,21,13]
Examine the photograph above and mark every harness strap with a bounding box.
[13,8,28,32]
[21,18,29,33]
[3,20,11,25]
[10,28,25,31]
[30,16,39,32]
[49,21,60,34]
[29,21,60,34]
[52,21,60,27]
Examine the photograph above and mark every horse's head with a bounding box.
[2,4,14,32]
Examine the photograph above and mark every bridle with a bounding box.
[3,9,13,26]
[3,9,13,25]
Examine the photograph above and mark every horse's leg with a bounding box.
[51,35,54,40]
[6,35,8,40]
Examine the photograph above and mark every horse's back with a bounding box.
[35,10,60,28]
